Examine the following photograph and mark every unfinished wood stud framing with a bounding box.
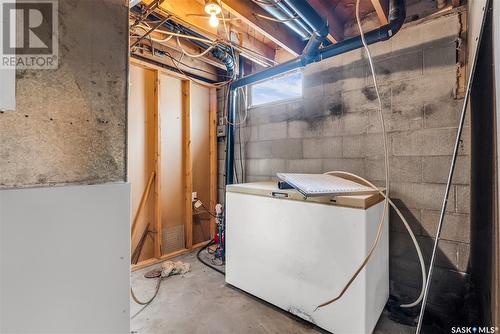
[183,80,193,250]
[153,70,162,259]
[370,0,389,25]
[130,59,217,272]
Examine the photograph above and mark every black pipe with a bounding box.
[224,0,406,185]
[319,0,405,60]
[225,89,237,187]
[197,240,225,275]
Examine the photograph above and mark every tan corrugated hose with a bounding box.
[315,0,426,311]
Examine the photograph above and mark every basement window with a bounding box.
[250,70,303,107]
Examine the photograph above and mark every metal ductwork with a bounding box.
[256,1,313,40]
[225,0,406,185]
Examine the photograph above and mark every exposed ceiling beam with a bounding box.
[220,0,306,57]
[140,0,277,66]
[133,40,221,81]
[370,0,389,25]
[233,31,277,67]
[131,23,227,70]
[307,0,344,43]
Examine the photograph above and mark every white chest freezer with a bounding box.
[225,182,388,334]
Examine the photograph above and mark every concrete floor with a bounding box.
[131,251,415,334]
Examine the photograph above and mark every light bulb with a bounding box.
[209,13,219,28]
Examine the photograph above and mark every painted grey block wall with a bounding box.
[218,11,470,312]
[0,183,130,333]
[0,0,128,188]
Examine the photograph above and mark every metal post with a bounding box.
[224,89,237,185]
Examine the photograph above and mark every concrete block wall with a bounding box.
[218,11,471,314]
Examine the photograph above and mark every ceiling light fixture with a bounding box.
[204,0,221,28]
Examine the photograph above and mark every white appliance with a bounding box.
[225,182,388,334]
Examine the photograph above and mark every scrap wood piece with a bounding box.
[132,223,151,264]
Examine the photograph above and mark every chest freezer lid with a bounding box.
[226,182,383,210]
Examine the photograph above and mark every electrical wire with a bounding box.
[219,4,236,81]
[144,45,231,78]
[251,0,281,6]
[133,24,214,44]
[238,124,245,183]
[197,240,225,275]
[132,13,277,70]
[323,171,426,309]
[176,36,218,58]
[131,46,232,86]
[230,42,277,67]
[132,13,277,67]
[131,20,234,87]
[198,201,217,218]
[224,86,248,126]
[237,87,247,182]
[130,277,162,305]
[315,0,426,311]
[158,49,231,88]
[254,13,300,23]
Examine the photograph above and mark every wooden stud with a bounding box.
[182,80,193,249]
[130,59,219,262]
[209,88,218,240]
[153,70,162,259]
[370,0,389,25]
[307,0,345,43]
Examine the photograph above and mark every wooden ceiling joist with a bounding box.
[139,0,277,66]
[370,0,389,25]
[220,0,306,57]
[133,40,221,81]
[308,0,344,43]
